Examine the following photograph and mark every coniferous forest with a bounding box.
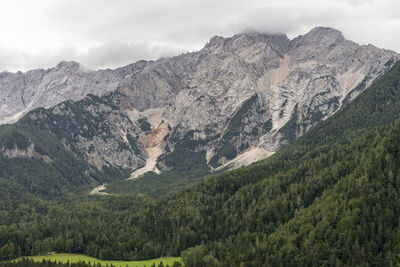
[1,61,400,265]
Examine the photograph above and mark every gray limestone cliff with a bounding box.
[0,61,128,124]
[2,27,399,174]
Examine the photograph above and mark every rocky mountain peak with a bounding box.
[55,60,84,72]
[308,26,343,37]
[0,26,399,174]
[205,35,225,48]
[0,60,123,124]
[204,31,290,55]
[290,26,345,48]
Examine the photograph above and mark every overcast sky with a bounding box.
[0,0,399,72]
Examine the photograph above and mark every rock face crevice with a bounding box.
[2,27,399,173]
[130,122,170,178]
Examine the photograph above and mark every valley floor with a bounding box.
[12,254,181,267]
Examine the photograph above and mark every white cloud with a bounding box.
[0,0,398,72]
[84,41,183,70]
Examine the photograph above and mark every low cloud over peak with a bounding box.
[0,0,398,72]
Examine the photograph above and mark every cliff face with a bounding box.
[0,61,124,124]
[3,27,399,174]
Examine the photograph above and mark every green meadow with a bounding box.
[15,254,182,267]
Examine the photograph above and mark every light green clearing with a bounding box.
[17,253,182,267]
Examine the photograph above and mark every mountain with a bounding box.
[1,56,400,265]
[0,61,125,124]
[0,27,396,186]
[0,121,124,202]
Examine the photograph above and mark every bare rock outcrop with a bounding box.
[4,27,399,173]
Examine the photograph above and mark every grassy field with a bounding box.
[16,253,182,267]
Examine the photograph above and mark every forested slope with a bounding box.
[0,121,127,226]
[183,118,400,266]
